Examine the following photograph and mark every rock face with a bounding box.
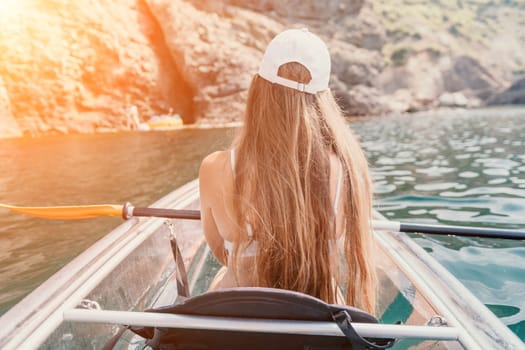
[147,0,386,120]
[216,0,365,20]
[146,0,282,124]
[378,52,500,110]
[0,77,22,138]
[214,0,389,116]
[0,0,192,136]
[438,92,469,108]
[329,41,387,115]
[375,0,525,111]
[334,6,385,51]
[487,78,525,105]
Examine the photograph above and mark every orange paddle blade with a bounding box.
[0,203,124,220]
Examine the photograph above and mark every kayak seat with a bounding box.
[131,287,395,350]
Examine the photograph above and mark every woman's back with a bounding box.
[199,149,346,286]
[199,28,376,314]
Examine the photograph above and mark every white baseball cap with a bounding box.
[258,28,331,94]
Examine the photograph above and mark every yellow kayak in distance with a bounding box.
[139,114,184,131]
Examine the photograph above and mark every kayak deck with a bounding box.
[0,180,522,349]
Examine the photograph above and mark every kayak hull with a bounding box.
[0,180,522,349]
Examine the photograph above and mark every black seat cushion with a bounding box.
[132,287,394,350]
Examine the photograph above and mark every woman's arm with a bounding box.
[199,152,228,265]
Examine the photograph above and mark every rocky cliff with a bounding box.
[488,77,525,105]
[0,0,193,136]
[0,0,524,138]
[144,0,282,124]
[375,0,525,111]
[0,76,21,138]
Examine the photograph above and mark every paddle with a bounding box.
[1,202,524,240]
[0,202,200,220]
[372,220,525,241]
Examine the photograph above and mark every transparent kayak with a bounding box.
[0,180,522,350]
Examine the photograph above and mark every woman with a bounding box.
[199,28,377,314]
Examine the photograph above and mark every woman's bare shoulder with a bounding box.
[200,150,230,172]
[199,150,232,190]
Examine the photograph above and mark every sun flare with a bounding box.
[0,0,25,16]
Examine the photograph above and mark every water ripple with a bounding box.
[416,239,525,331]
[475,158,521,169]
[415,166,456,176]
[441,187,525,198]
[414,183,466,191]
[0,128,235,315]
[458,171,479,178]
[353,107,525,339]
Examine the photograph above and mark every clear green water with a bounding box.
[351,107,525,341]
[0,107,524,341]
[0,128,236,314]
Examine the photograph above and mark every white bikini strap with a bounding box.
[334,162,343,215]
[224,239,257,257]
[230,149,235,173]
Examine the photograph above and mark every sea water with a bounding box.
[352,106,525,340]
[0,107,523,340]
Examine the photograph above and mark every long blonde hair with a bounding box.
[230,63,377,313]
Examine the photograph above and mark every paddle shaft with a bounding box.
[398,222,525,240]
[2,202,523,240]
[131,207,201,220]
[128,207,525,240]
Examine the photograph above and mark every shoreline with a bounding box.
[1,105,524,141]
